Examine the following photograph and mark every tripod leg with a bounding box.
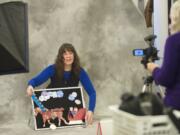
[158,85,165,98]
[142,85,147,93]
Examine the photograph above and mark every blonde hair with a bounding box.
[170,0,180,34]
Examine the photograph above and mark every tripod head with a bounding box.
[143,76,153,86]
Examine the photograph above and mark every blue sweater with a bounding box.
[28,65,96,112]
[152,32,180,109]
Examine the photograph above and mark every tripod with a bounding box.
[142,76,153,93]
[142,76,165,98]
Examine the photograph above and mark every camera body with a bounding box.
[133,35,159,68]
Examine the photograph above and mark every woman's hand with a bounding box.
[85,110,93,125]
[147,62,159,73]
[26,85,34,96]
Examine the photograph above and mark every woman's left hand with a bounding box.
[85,110,93,125]
[147,62,159,73]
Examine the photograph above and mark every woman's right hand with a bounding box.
[26,85,34,96]
[147,62,159,73]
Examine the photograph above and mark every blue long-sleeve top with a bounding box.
[152,32,180,109]
[28,65,96,112]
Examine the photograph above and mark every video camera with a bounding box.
[133,35,159,68]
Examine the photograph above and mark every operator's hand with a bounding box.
[26,85,34,96]
[85,110,94,125]
[147,62,159,73]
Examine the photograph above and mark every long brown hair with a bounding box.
[55,43,81,78]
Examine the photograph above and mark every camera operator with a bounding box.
[147,0,180,110]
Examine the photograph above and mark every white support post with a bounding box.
[153,0,169,65]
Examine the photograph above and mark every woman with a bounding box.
[27,43,96,125]
[147,0,180,109]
